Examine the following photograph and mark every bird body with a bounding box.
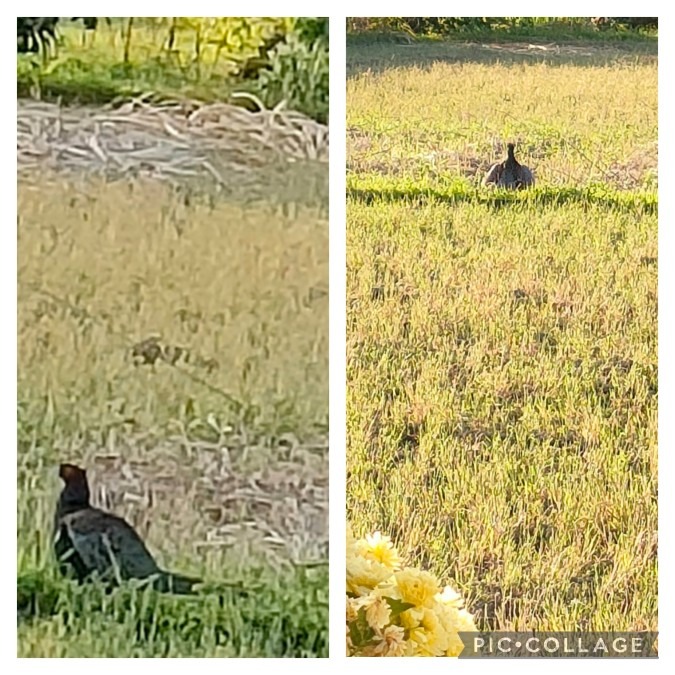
[483,143,535,189]
[54,463,200,594]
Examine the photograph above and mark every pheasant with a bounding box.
[483,142,535,189]
[54,463,201,594]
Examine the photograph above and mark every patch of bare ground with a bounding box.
[347,128,486,180]
[605,143,658,190]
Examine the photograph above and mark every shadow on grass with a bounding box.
[16,57,234,107]
[347,185,657,215]
[346,34,657,76]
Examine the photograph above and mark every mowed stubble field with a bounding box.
[347,39,657,632]
[18,176,328,656]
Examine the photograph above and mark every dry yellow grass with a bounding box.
[18,176,328,433]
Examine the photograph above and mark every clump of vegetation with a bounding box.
[347,526,476,656]
[17,17,329,123]
[347,16,657,41]
[256,28,329,123]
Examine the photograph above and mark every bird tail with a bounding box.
[155,571,202,594]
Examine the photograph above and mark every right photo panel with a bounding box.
[346,17,657,658]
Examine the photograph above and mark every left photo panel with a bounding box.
[17,17,329,657]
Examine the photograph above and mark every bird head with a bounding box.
[507,142,516,156]
[58,463,91,508]
[59,463,86,482]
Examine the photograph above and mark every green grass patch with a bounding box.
[18,565,328,657]
[347,174,657,214]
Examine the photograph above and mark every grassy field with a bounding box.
[18,175,328,656]
[347,35,657,634]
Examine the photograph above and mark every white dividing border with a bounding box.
[3,3,672,674]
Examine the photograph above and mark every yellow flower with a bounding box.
[359,531,401,570]
[406,626,432,656]
[347,556,394,595]
[412,608,448,656]
[349,594,392,632]
[346,596,360,623]
[400,606,423,629]
[436,585,464,607]
[365,596,391,631]
[422,607,444,639]
[444,632,464,657]
[346,525,477,657]
[457,608,478,633]
[368,625,407,656]
[394,568,440,608]
[435,600,478,656]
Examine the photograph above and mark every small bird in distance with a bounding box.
[483,142,535,189]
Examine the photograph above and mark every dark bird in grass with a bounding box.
[483,142,535,189]
[54,463,201,594]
